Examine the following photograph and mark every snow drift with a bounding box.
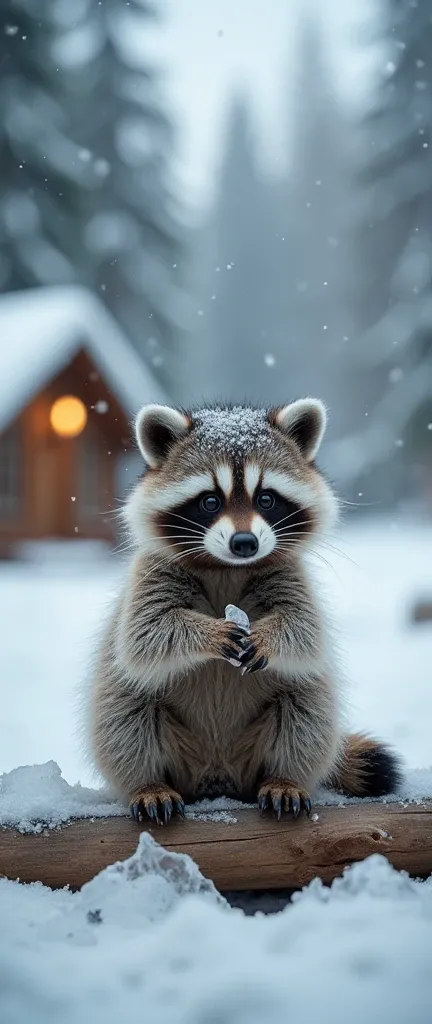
[0,834,431,1024]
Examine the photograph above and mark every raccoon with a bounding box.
[88,399,402,824]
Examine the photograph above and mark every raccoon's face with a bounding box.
[125,401,338,568]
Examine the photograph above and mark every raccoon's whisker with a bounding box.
[309,550,342,580]
[159,523,205,538]
[315,541,361,569]
[274,520,316,534]
[169,547,205,565]
[162,512,207,533]
[161,540,204,548]
[277,543,340,580]
[271,503,312,531]
[156,535,206,542]
[112,539,135,556]
[99,506,123,517]
[338,498,380,508]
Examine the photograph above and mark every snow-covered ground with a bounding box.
[1,837,431,1024]
[0,519,431,784]
[1,520,431,1024]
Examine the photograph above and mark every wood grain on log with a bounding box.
[1,801,431,892]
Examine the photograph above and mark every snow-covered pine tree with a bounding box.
[188,94,282,403]
[278,11,348,418]
[0,0,85,290]
[331,0,432,509]
[0,1,184,392]
[48,0,185,392]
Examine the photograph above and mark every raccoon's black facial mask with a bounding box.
[162,491,225,534]
[253,491,311,534]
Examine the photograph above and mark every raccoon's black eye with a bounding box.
[200,493,221,515]
[257,491,276,511]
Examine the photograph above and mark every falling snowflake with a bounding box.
[94,400,109,414]
[78,148,92,162]
[264,353,276,367]
[4,25,18,36]
[395,439,404,448]
[71,497,76,503]
[389,367,403,383]
[94,158,111,178]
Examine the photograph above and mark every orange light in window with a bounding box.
[50,396,87,438]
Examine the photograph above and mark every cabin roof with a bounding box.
[0,285,167,432]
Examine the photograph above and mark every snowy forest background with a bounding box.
[1,0,432,512]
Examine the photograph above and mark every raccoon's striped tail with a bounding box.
[327,733,403,797]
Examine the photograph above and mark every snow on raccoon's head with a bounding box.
[124,401,338,566]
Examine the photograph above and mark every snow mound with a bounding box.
[0,851,431,1024]
[43,832,225,941]
[0,761,125,832]
[1,761,432,834]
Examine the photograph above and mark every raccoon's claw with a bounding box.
[221,644,243,665]
[239,640,268,674]
[290,796,301,819]
[239,641,256,663]
[147,802,160,824]
[257,779,312,821]
[130,802,141,822]
[129,785,186,825]
[175,798,186,819]
[242,656,268,674]
[218,624,249,666]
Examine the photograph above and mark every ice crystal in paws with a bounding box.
[193,406,272,455]
[225,604,251,633]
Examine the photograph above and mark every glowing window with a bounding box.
[50,396,87,438]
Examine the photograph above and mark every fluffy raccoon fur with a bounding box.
[88,400,402,822]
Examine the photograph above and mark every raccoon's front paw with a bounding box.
[258,778,312,820]
[211,619,250,667]
[130,784,185,825]
[238,629,269,673]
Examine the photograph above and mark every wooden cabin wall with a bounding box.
[0,350,135,553]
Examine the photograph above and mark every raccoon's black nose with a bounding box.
[230,532,259,558]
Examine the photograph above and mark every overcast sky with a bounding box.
[137,0,381,212]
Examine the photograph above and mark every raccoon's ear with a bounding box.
[135,404,190,468]
[274,398,327,461]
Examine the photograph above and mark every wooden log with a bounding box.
[1,801,431,892]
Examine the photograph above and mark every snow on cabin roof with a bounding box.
[0,285,167,433]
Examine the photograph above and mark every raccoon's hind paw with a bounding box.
[257,778,312,820]
[130,784,185,825]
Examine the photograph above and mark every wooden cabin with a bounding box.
[0,286,166,557]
